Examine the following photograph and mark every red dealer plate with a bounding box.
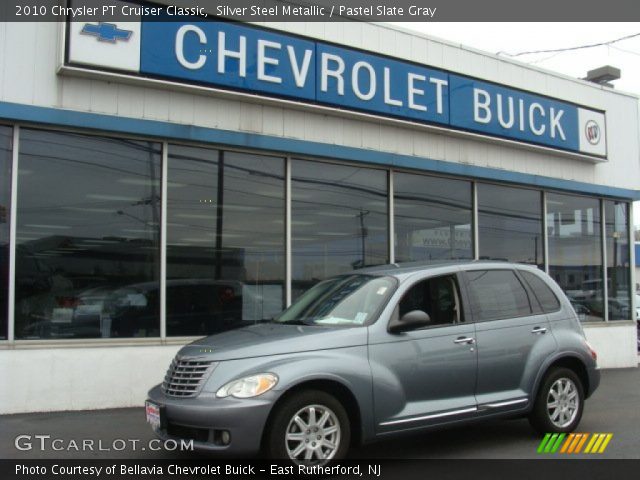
[145,401,161,430]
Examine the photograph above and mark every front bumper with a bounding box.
[146,385,278,455]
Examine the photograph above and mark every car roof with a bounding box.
[356,260,541,279]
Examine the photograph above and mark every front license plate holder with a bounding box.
[145,400,165,430]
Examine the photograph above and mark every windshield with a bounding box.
[276,275,396,326]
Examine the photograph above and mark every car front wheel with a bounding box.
[265,390,350,463]
[529,367,584,433]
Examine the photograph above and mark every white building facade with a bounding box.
[0,10,639,414]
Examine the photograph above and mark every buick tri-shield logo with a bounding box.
[585,120,601,145]
[81,23,132,43]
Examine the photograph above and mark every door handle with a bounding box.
[454,336,475,345]
[531,326,547,334]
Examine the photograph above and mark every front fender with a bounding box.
[201,346,375,442]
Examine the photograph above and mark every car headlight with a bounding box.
[216,373,278,398]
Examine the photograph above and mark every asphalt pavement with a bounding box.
[1,367,639,460]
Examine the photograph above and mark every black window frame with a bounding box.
[0,124,11,341]
[389,272,468,331]
[517,269,561,314]
[462,268,535,323]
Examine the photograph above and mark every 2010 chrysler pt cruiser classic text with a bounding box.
[146,261,600,463]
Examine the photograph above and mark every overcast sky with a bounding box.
[391,22,640,227]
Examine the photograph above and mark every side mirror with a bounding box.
[389,310,431,333]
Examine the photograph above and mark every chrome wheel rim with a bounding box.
[547,377,579,428]
[285,404,341,463]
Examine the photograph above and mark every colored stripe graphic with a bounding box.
[598,434,613,453]
[537,433,552,453]
[589,434,605,453]
[538,433,565,453]
[574,433,589,453]
[560,433,575,453]
[585,433,614,454]
[538,433,612,454]
[584,433,599,453]
[550,433,566,453]
[545,433,559,453]
[565,433,582,453]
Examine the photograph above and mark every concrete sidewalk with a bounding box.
[1,368,639,459]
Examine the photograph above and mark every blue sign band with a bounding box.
[134,20,599,156]
[449,75,579,151]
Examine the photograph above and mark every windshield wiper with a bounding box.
[255,318,275,324]
[278,319,315,326]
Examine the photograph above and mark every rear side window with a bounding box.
[466,270,532,321]
[520,271,561,313]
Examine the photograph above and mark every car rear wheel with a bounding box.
[529,367,584,433]
[264,390,350,464]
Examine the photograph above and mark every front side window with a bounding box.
[466,270,532,321]
[0,126,11,340]
[14,130,162,339]
[397,274,464,327]
[277,275,396,327]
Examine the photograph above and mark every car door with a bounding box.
[368,272,478,433]
[463,268,558,414]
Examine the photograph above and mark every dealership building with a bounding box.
[1,7,639,414]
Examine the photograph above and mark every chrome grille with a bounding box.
[162,357,217,398]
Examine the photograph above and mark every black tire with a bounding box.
[264,390,351,463]
[528,367,585,434]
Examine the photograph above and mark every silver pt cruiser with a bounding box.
[146,261,600,462]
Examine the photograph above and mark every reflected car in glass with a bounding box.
[16,274,263,339]
[146,261,600,463]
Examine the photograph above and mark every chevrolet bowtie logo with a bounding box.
[81,23,132,43]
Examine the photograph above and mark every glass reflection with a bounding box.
[0,126,11,340]
[547,193,603,322]
[291,160,388,301]
[166,146,285,336]
[478,183,543,266]
[394,172,472,262]
[14,129,161,339]
[605,201,631,320]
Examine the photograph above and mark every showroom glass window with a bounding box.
[14,129,161,339]
[605,200,631,320]
[547,193,603,322]
[477,183,543,267]
[393,172,472,262]
[166,146,285,336]
[0,126,11,340]
[291,160,388,301]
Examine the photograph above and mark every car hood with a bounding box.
[180,323,368,361]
